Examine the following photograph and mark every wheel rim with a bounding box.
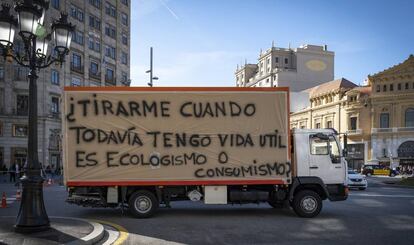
[134,196,152,213]
[300,196,317,213]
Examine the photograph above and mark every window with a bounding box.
[13,125,28,137]
[0,66,4,80]
[275,57,279,63]
[72,31,84,45]
[89,15,101,30]
[121,0,128,6]
[327,121,332,128]
[51,0,60,9]
[51,97,59,114]
[380,113,389,128]
[376,85,380,92]
[71,53,82,72]
[398,83,401,90]
[405,108,414,127]
[121,33,128,45]
[11,148,27,166]
[14,66,28,81]
[70,5,84,22]
[88,37,101,52]
[90,61,99,75]
[121,52,128,65]
[329,136,341,163]
[105,68,114,82]
[405,83,409,90]
[16,95,29,115]
[105,2,117,18]
[51,70,59,85]
[284,58,288,64]
[350,117,357,130]
[390,84,394,91]
[121,13,128,26]
[105,24,116,38]
[310,136,328,155]
[89,0,101,8]
[105,45,116,59]
[71,77,81,87]
[316,122,321,129]
[383,85,387,92]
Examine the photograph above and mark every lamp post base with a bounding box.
[14,174,50,233]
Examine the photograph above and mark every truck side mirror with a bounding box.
[342,134,348,157]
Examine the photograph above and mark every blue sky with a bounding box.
[130,0,414,87]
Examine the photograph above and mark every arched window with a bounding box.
[406,108,414,127]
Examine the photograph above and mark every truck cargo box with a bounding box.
[63,87,291,186]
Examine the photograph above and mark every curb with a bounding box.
[52,216,105,245]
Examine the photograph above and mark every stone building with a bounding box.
[290,55,414,171]
[368,55,414,169]
[0,0,131,170]
[235,44,334,92]
[290,78,372,170]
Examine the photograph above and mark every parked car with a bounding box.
[362,164,398,177]
[347,170,368,190]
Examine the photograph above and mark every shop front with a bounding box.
[398,141,414,173]
[347,143,365,172]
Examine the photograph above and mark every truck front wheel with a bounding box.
[129,190,159,218]
[292,190,322,218]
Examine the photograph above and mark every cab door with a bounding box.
[309,134,346,184]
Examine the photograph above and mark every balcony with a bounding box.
[371,127,414,134]
[89,70,101,80]
[70,63,84,74]
[346,129,363,135]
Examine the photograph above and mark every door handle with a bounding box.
[335,166,342,169]
[310,166,318,169]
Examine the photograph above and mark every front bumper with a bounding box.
[348,179,368,188]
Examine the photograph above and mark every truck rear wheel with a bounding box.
[292,190,322,218]
[129,190,158,218]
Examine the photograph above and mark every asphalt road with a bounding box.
[1,178,414,245]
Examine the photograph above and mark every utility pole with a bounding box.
[146,47,158,87]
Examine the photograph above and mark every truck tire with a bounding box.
[292,190,322,218]
[129,190,159,218]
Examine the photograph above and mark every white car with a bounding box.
[347,170,368,190]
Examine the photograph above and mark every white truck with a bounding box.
[63,87,348,218]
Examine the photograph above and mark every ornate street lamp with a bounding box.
[0,0,75,233]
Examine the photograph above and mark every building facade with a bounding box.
[368,55,414,170]
[290,55,414,171]
[290,78,372,170]
[0,0,131,170]
[235,44,334,92]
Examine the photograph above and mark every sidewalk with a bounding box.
[0,217,104,245]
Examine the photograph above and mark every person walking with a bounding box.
[9,163,16,183]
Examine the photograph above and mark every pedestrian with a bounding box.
[9,163,16,183]
[45,165,52,180]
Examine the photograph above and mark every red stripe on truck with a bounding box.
[67,179,287,187]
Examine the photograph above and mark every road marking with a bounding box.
[350,193,414,198]
[91,219,129,245]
